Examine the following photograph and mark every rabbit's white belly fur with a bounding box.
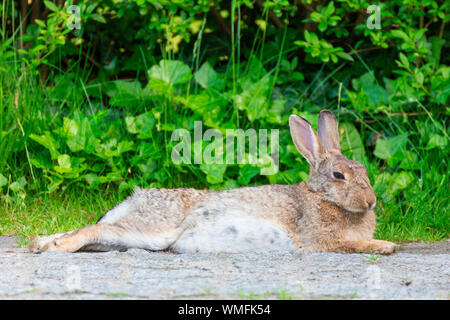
[99,201,132,223]
[171,212,296,253]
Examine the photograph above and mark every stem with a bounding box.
[439,22,445,39]
[268,21,288,101]
[231,0,238,127]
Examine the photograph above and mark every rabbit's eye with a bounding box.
[333,171,345,180]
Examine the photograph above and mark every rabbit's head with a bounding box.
[289,110,376,213]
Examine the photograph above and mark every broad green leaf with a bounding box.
[388,171,415,194]
[266,98,285,124]
[275,169,307,184]
[236,76,271,122]
[88,110,111,138]
[97,171,123,183]
[413,28,427,42]
[61,118,78,138]
[304,30,311,42]
[146,78,169,94]
[310,12,322,23]
[117,140,134,154]
[399,150,419,170]
[46,175,64,193]
[134,142,161,162]
[84,173,100,187]
[148,60,192,87]
[241,57,267,88]
[429,36,445,66]
[44,0,58,12]
[91,14,106,24]
[335,51,354,62]
[399,52,410,69]
[54,154,72,174]
[237,165,260,185]
[9,182,22,193]
[65,114,99,154]
[58,154,71,169]
[194,62,223,89]
[324,1,335,16]
[47,73,83,103]
[119,181,134,193]
[352,72,374,92]
[124,113,155,139]
[221,180,239,190]
[200,163,226,184]
[339,122,364,162]
[30,152,54,170]
[9,177,26,192]
[181,91,219,114]
[30,132,60,160]
[136,112,155,139]
[178,91,225,127]
[373,171,392,196]
[0,174,7,188]
[109,81,142,107]
[426,133,448,150]
[137,160,157,179]
[125,116,138,134]
[34,19,46,28]
[374,133,408,160]
[95,139,119,159]
[363,84,389,106]
[391,30,409,41]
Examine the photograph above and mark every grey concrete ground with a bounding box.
[0,236,448,299]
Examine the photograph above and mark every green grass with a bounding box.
[237,288,295,300]
[373,159,449,242]
[357,251,382,263]
[106,293,129,298]
[0,189,120,245]
[235,287,359,300]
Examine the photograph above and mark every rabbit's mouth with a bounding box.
[338,188,377,213]
[326,195,376,214]
[344,200,376,213]
[323,192,375,214]
[345,206,374,214]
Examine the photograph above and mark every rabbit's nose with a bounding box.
[367,200,376,210]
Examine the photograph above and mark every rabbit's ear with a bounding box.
[289,114,325,167]
[318,110,341,153]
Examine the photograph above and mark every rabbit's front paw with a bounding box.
[28,233,65,253]
[28,237,50,253]
[372,240,397,255]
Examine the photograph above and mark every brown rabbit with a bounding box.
[28,110,397,255]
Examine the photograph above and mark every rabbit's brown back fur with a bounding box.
[102,187,211,234]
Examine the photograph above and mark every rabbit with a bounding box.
[28,110,397,255]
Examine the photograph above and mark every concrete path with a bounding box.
[0,236,448,299]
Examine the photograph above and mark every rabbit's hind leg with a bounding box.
[28,223,186,253]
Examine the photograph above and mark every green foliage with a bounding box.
[0,0,448,240]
